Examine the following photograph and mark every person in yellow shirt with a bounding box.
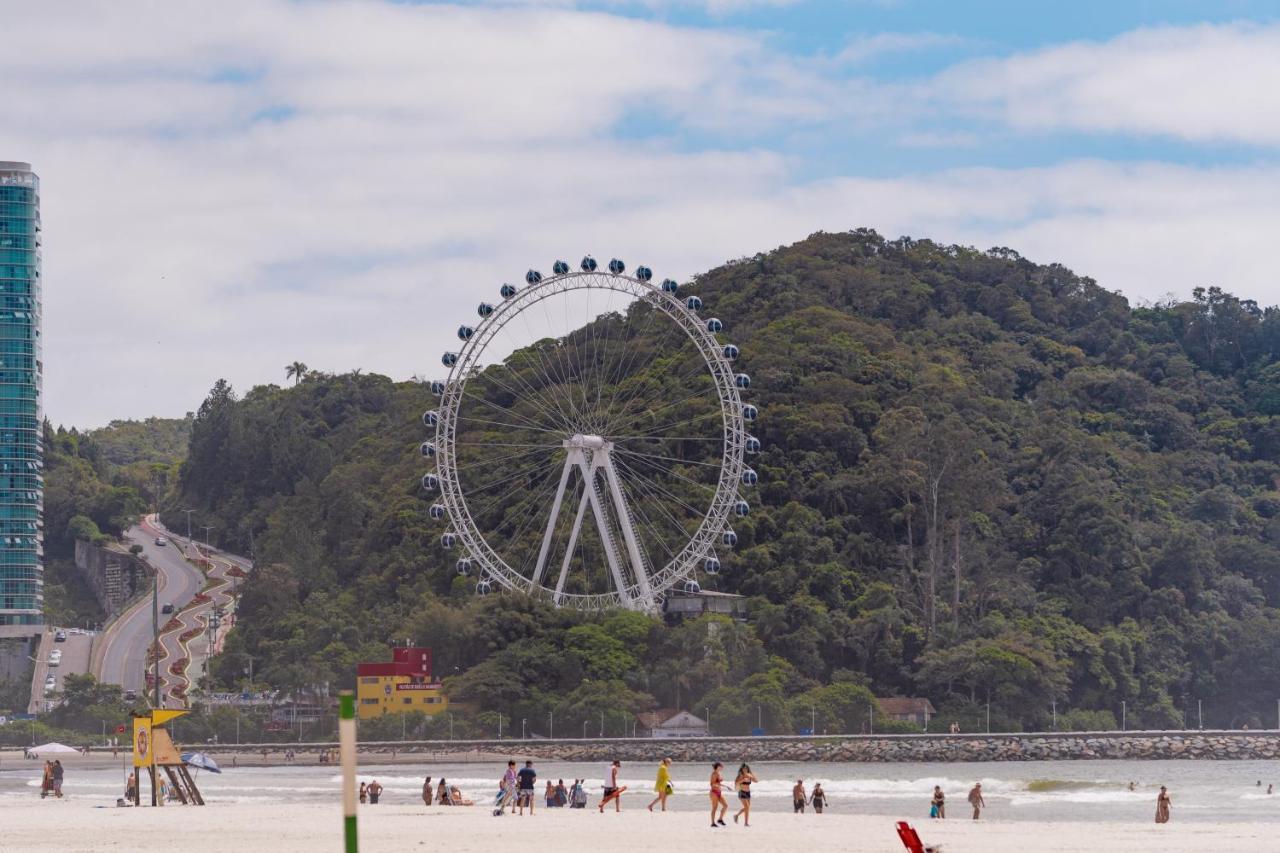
[648,758,674,812]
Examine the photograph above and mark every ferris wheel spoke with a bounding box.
[453,444,559,473]
[613,447,717,494]
[473,362,574,432]
[607,353,713,431]
[512,307,581,428]
[455,440,564,449]
[613,468,681,562]
[611,407,724,443]
[465,458,564,521]
[611,454,707,519]
[461,453,565,500]
[455,414,567,436]
[612,446,725,469]
[458,384,564,435]
[532,296,587,426]
[609,383,716,435]
[597,298,679,431]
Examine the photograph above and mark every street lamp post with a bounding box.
[200,526,215,553]
[811,706,816,735]
[583,719,588,739]
[757,705,762,734]
[600,710,604,738]
[1121,701,1126,732]
[522,718,526,740]
[1198,699,1203,730]
[181,509,195,544]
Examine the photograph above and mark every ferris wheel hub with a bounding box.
[565,433,607,450]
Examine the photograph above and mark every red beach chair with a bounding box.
[896,821,942,853]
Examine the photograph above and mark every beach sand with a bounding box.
[0,800,1273,853]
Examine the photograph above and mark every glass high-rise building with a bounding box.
[0,161,42,625]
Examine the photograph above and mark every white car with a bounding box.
[43,675,56,690]
[48,649,62,667]
[155,536,168,546]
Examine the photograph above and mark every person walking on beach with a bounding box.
[930,786,945,819]
[125,772,138,803]
[599,759,626,812]
[733,763,758,826]
[1155,786,1171,824]
[517,760,538,815]
[571,779,588,809]
[494,760,518,816]
[545,780,556,808]
[39,761,52,798]
[709,762,728,827]
[811,783,827,814]
[423,776,433,806]
[968,783,985,819]
[368,780,383,805]
[555,779,568,807]
[792,779,807,813]
[52,760,64,798]
[648,757,673,812]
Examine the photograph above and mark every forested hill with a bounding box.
[168,230,1280,734]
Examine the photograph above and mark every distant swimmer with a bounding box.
[1269,784,1274,795]
[1155,786,1171,824]
[1129,782,1136,792]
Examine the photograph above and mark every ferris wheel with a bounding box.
[420,256,759,613]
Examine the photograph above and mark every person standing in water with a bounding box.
[367,779,383,804]
[422,776,433,806]
[967,783,985,819]
[792,779,807,813]
[359,781,368,804]
[810,783,827,814]
[1155,786,1171,824]
[930,786,946,819]
[733,763,758,826]
[648,758,673,812]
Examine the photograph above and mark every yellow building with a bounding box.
[355,647,448,719]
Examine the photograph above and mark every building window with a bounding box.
[360,677,379,684]
[361,698,378,705]
[403,698,413,705]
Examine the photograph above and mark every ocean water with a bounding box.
[3,759,1279,823]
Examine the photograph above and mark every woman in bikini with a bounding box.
[733,763,759,826]
[709,762,728,827]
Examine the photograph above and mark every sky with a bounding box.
[3,0,1279,427]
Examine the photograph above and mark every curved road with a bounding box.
[93,515,206,696]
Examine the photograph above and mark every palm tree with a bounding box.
[285,361,309,385]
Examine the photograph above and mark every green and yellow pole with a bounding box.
[339,691,358,852]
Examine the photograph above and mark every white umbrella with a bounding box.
[29,742,79,754]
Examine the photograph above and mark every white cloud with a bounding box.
[0,2,1276,427]
[933,22,1280,144]
[834,31,964,65]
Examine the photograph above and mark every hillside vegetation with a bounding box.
[168,230,1280,734]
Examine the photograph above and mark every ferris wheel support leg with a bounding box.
[553,475,593,604]
[585,468,632,609]
[599,450,656,612]
[532,451,577,588]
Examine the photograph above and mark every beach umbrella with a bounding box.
[29,742,78,754]
[180,752,222,774]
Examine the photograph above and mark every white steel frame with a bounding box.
[434,270,745,613]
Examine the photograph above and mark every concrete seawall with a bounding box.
[166,731,1280,763]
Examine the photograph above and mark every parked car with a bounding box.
[155,536,167,546]
[161,602,174,614]
[48,649,62,667]
[44,675,56,690]
[123,690,137,701]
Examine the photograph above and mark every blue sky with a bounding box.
[2,0,1278,425]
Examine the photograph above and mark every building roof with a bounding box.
[637,708,680,729]
[876,697,937,716]
[655,710,707,729]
